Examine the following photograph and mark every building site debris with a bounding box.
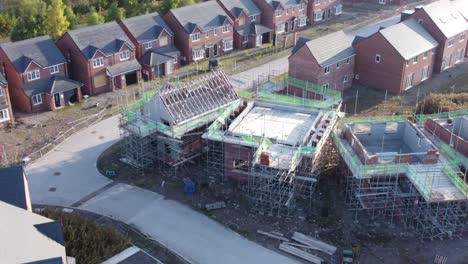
[292,232,337,255]
[205,201,226,211]
[433,255,447,264]
[279,243,323,264]
[282,241,321,251]
[256,230,290,241]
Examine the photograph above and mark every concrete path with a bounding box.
[26,116,300,263]
[80,183,299,264]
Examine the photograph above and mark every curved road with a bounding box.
[26,115,300,264]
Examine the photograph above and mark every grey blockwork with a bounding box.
[453,116,468,141]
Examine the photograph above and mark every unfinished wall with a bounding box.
[425,118,468,157]
[453,117,468,141]
[403,122,432,154]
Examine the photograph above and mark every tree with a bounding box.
[0,14,17,38]
[158,0,178,15]
[64,6,77,29]
[86,7,104,26]
[178,0,195,8]
[11,0,47,41]
[46,0,70,40]
[122,0,146,17]
[106,2,125,22]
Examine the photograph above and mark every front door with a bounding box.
[291,21,295,31]
[256,35,262,47]
[213,44,218,57]
[205,48,210,58]
[166,60,173,75]
[285,22,289,33]
[328,9,332,18]
[54,93,61,108]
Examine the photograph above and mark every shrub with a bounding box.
[41,208,129,264]
[415,93,468,114]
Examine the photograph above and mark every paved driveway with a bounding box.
[230,56,288,90]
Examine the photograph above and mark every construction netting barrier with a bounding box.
[414,109,468,124]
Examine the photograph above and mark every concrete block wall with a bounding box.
[425,118,468,157]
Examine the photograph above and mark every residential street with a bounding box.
[26,112,300,264]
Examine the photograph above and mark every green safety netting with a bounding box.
[342,115,408,124]
[414,109,468,124]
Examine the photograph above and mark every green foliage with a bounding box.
[416,93,468,114]
[106,2,125,22]
[46,0,70,40]
[64,6,77,29]
[86,6,105,25]
[41,208,129,264]
[11,0,47,41]
[0,14,17,38]
[122,0,147,17]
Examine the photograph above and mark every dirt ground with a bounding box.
[342,60,468,116]
[97,140,468,264]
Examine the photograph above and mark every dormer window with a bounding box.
[120,50,130,61]
[27,70,40,81]
[50,65,59,74]
[92,57,104,68]
[299,3,305,10]
[223,24,231,33]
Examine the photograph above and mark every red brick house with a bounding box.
[252,0,308,43]
[451,0,468,57]
[217,0,273,49]
[342,0,408,5]
[0,74,14,126]
[289,30,355,92]
[57,21,141,96]
[354,19,439,93]
[308,0,342,25]
[405,0,468,73]
[163,1,234,65]
[0,36,82,113]
[120,12,181,80]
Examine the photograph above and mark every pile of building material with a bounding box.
[257,231,337,264]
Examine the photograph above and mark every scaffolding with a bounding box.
[204,95,340,216]
[333,120,468,239]
[119,70,240,176]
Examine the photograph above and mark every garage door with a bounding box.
[93,75,107,87]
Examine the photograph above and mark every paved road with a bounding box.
[26,114,300,264]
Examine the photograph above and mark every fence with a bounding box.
[25,107,110,164]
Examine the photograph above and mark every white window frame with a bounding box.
[455,49,464,63]
[223,40,233,52]
[205,31,209,38]
[448,38,454,47]
[92,57,104,68]
[298,16,306,27]
[27,70,40,81]
[334,4,342,15]
[379,0,386,4]
[315,0,320,5]
[421,65,430,81]
[192,33,201,42]
[343,75,348,83]
[173,55,178,64]
[346,58,350,64]
[405,73,414,90]
[314,12,322,21]
[49,65,59,74]
[275,23,285,34]
[32,94,43,105]
[223,24,231,33]
[0,108,9,122]
[251,15,257,21]
[322,83,329,89]
[375,54,381,63]
[418,19,423,25]
[324,66,330,74]
[299,3,305,10]
[336,62,340,69]
[275,9,282,17]
[0,87,3,96]
[214,28,218,36]
[423,51,428,59]
[193,49,204,61]
[243,35,248,44]
[119,50,130,61]
[461,33,466,42]
[413,55,418,64]
[144,42,152,50]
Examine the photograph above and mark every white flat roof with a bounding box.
[228,105,319,146]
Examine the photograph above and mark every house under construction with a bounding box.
[119,70,240,173]
[203,97,340,216]
[334,113,468,240]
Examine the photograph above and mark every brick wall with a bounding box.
[308,0,341,25]
[224,142,254,182]
[409,9,468,73]
[425,118,468,157]
[289,44,355,91]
